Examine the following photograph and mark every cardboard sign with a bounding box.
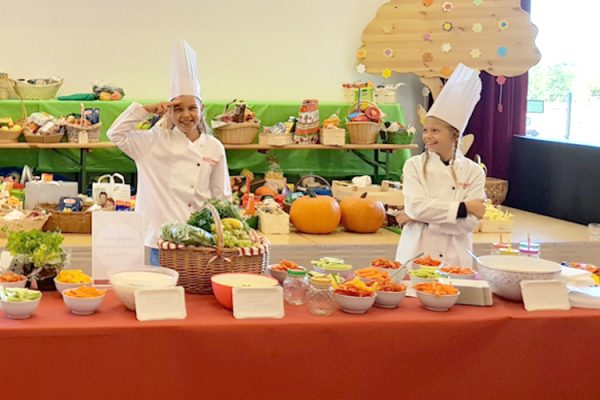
[232,286,284,319]
[135,287,187,321]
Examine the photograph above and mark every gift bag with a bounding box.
[24,180,78,209]
[92,174,131,208]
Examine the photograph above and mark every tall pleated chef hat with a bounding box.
[169,39,202,101]
[426,63,482,134]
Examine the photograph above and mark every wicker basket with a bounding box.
[485,177,509,205]
[0,128,23,143]
[39,204,92,234]
[24,132,64,144]
[158,205,269,294]
[15,78,63,100]
[347,122,380,144]
[214,122,260,144]
[320,127,346,146]
[264,132,293,146]
[383,131,413,145]
[0,212,50,238]
[63,103,102,143]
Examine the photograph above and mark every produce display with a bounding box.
[413,282,459,296]
[56,269,92,284]
[0,117,23,133]
[340,193,386,233]
[332,278,379,297]
[0,272,26,283]
[413,256,442,267]
[1,288,41,302]
[63,286,106,298]
[371,258,402,269]
[290,192,341,234]
[160,223,215,246]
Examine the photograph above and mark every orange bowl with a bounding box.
[211,273,278,310]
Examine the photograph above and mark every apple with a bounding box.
[11,124,21,131]
[110,91,122,100]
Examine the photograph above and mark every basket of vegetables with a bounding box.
[158,199,269,294]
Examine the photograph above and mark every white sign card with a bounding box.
[135,287,187,321]
[0,251,14,273]
[92,211,145,281]
[232,286,284,319]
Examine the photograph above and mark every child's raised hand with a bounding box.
[395,210,415,226]
[143,100,181,116]
[465,199,486,219]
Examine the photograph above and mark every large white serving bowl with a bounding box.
[475,256,561,301]
[109,267,179,311]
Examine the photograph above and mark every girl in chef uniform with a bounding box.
[395,64,486,267]
[108,40,231,266]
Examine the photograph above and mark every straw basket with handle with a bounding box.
[39,203,92,234]
[0,211,50,238]
[63,103,102,143]
[0,89,26,143]
[475,155,509,205]
[158,204,269,294]
[346,100,382,144]
[213,101,260,144]
[9,79,64,144]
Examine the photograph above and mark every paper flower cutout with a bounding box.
[442,2,454,12]
[473,0,484,5]
[472,23,483,33]
[423,0,434,6]
[423,32,433,42]
[441,42,452,53]
[470,48,482,58]
[383,24,395,34]
[497,47,508,57]
[443,21,453,32]
[422,87,431,97]
[496,75,507,85]
[357,64,366,74]
[440,66,454,77]
[382,68,393,79]
[422,52,434,63]
[498,20,509,30]
[356,47,367,59]
[383,48,394,58]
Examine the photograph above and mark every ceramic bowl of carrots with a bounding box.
[412,256,443,270]
[61,286,107,315]
[439,267,477,280]
[413,282,460,312]
[0,272,27,288]
[267,260,306,284]
[375,280,407,309]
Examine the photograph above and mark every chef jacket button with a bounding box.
[452,187,456,190]
[439,254,443,258]
[188,203,192,207]
[197,163,201,167]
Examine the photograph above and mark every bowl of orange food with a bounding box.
[62,286,107,315]
[0,272,27,288]
[439,266,477,280]
[413,282,460,312]
[375,280,407,309]
[412,255,442,270]
[370,258,407,282]
[267,260,306,284]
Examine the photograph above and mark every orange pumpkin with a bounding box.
[255,185,278,197]
[290,192,341,234]
[340,193,385,233]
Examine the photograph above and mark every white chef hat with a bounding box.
[427,63,482,134]
[169,39,202,101]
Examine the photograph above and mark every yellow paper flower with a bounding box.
[356,47,367,59]
[382,68,393,79]
[443,21,453,32]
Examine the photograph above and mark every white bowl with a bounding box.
[61,288,105,315]
[0,279,28,289]
[475,256,561,301]
[267,264,306,284]
[375,290,406,308]
[109,267,179,311]
[313,265,353,279]
[54,278,93,293]
[1,296,42,319]
[373,266,407,283]
[409,274,439,285]
[415,290,460,312]
[439,269,477,280]
[412,261,442,270]
[333,292,376,314]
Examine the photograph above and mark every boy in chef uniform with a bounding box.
[395,64,486,267]
[108,39,231,266]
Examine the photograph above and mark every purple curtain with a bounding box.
[465,0,532,180]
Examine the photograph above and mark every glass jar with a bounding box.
[307,277,335,316]
[283,269,308,306]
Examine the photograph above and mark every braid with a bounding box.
[422,150,430,180]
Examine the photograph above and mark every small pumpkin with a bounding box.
[340,193,385,233]
[290,191,341,234]
[255,185,278,197]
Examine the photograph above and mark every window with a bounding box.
[526,2,600,146]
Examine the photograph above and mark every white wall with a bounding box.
[2,0,422,130]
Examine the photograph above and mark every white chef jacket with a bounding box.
[107,102,231,248]
[396,151,486,267]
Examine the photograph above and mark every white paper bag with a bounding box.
[92,173,131,207]
[24,181,78,209]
